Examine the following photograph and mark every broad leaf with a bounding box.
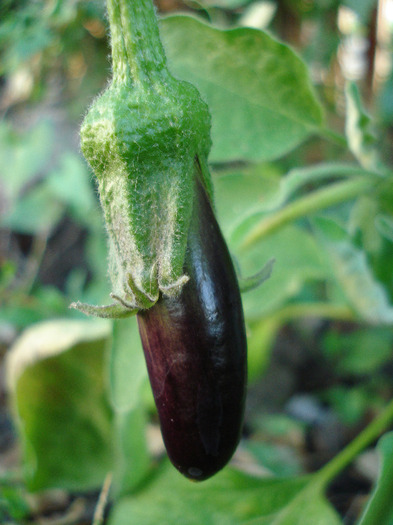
[108,461,309,525]
[109,318,151,494]
[247,316,281,381]
[113,407,151,496]
[161,16,324,163]
[2,182,65,234]
[108,461,341,525]
[6,319,113,492]
[109,317,148,413]
[233,223,329,320]
[47,152,98,226]
[0,119,54,203]
[214,164,280,238]
[253,483,342,525]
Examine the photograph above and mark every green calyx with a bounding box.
[71,0,212,318]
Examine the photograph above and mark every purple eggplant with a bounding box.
[137,174,247,481]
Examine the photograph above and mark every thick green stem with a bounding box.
[315,397,393,489]
[106,0,168,85]
[239,177,372,251]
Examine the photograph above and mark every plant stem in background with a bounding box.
[274,302,355,323]
[315,397,393,490]
[239,177,373,251]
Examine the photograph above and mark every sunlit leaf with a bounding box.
[2,182,65,234]
[108,461,341,525]
[47,152,98,226]
[214,164,281,238]
[161,16,323,162]
[0,119,54,202]
[113,407,151,496]
[255,483,342,525]
[247,315,281,381]
[214,162,373,240]
[108,461,309,525]
[6,319,113,491]
[233,223,328,320]
[109,319,151,494]
[109,318,148,413]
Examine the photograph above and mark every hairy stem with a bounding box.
[106,0,168,85]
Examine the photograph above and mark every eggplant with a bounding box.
[137,175,247,481]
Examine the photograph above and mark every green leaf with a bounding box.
[315,217,393,324]
[345,82,383,172]
[161,16,324,163]
[247,316,281,381]
[239,258,275,294]
[254,483,342,525]
[245,441,302,477]
[349,196,382,254]
[108,462,341,525]
[0,120,71,234]
[109,319,151,494]
[2,181,65,234]
[108,461,309,525]
[323,328,393,376]
[214,164,281,238]
[109,318,148,413]
[0,119,54,202]
[0,122,99,235]
[113,407,151,496]
[278,163,375,210]
[214,162,372,240]
[201,0,252,8]
[0,479,29,522]
[109,318,151,494]
[47,152,98,226]
[234,224,328,320]
[358,432,393,525]
[6,319,114,491]
[324,386,371,426]
[375,214,393,243]
[0,285,68,329]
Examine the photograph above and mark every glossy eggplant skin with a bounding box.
[137,176,247,481]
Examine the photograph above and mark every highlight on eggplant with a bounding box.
[137,169,247,481]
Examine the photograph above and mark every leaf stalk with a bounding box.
[239,177,373,251]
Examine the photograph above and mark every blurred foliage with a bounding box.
[1,0,393,524]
